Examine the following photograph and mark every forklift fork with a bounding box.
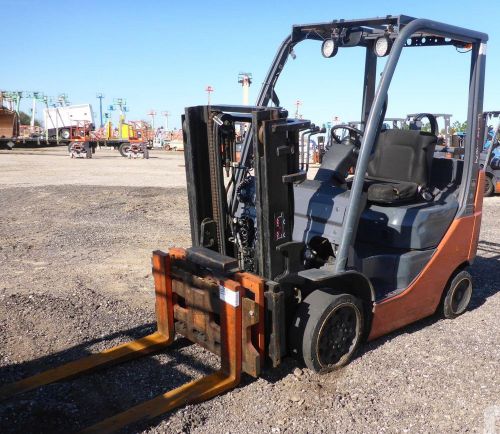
[0,248,263,433]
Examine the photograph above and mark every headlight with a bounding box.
[321,39,338,58]
[374,36,392,57]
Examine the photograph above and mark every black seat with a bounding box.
[365,129,437,204]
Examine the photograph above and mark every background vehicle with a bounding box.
[480,111,500,195]
[0,106,19,144]
[44,103,94,139]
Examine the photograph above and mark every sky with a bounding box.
[1,0,500,130]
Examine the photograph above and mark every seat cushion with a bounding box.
[367,181,418,204]
[358,192,459,250]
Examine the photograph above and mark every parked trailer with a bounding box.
[0,107,68,149]
[44,104,94,140]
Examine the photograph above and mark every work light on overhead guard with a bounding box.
[374,36,392,57]
[321,39,338,58]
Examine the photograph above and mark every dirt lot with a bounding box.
[0,147,498,433]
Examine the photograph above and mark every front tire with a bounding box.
[289,290,364,373]
[60,128,71,140]
[442,270,473,319]
[119,142,131,158]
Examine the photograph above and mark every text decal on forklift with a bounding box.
[219,285,240,307]
[275,211,286,241]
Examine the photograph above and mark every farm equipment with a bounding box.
[0,16,488,432]
[103,118,151,158]
[481,111,500,195]
[118,121,150,159]
[67,121,95,158]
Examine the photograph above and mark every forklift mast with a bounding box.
[183,105,309,280]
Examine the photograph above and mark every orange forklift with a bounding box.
[0,15,488,432]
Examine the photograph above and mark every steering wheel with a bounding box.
[409,113,438,136]
[330,124,363,147]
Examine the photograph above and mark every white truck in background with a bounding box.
[43,104,94,139]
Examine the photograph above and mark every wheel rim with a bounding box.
[451,277,472,314]
[316,303,361,368]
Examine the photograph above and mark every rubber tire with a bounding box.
[119,142,131,158]
[289,290,364,373]
[442,270,473,319]
[143,147,149,159]
[484,175,494,197]
[60,129,70,140]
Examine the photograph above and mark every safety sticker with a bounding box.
[219,285,240,307]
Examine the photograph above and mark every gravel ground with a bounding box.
[0,147,498,433]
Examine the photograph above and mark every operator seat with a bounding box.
[365,129,437,204]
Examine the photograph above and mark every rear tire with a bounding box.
[484,175,494,197]
[442,270,473,319]
[119,142,131,158]
[289,290,364,373]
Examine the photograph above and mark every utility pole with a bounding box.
[2,91,23,113]
[113,98,127,117]
[295,99,302,119]
[148,110,157,132]
[161,111,170,131]
[96,93,105,128]
[205,85,214,105]
[113,98,127,137]
[42,95,51,141]
[58,93,69,106]
[238,73,252,105]
[26,91,45,129]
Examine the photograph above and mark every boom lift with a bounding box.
[0,16,488,432]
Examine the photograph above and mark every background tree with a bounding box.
[421,122,431,132]
[451,120,467,134]
[18,111,41,127]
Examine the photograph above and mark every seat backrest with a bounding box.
[430,157,464,190]
[367,129,437,187]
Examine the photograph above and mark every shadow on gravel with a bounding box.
[0,325,221,434]
[0,323,187,383]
